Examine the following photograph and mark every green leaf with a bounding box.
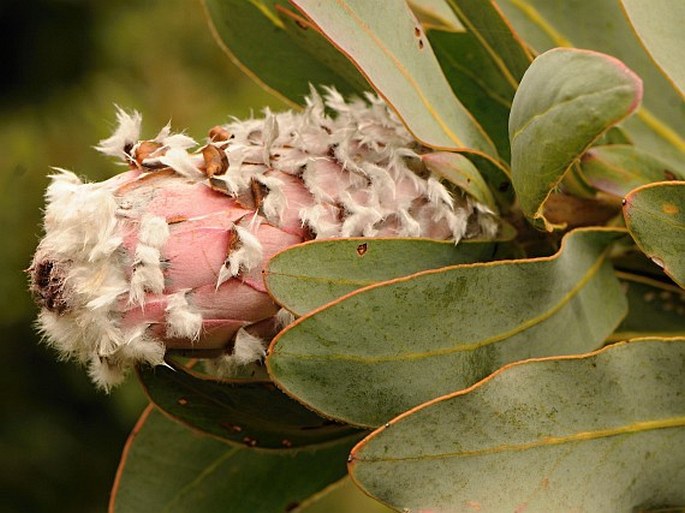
[621,0,685,98]
[428,29,513,160]
[201,0,367,105]
[580,145,682,197]
[445,0,533,88]
[137,363,360,449]
[495,0,685,175]
[110,407,358,513]
[610,273,685,341]
[267,228,628,427]
[294,478,393,513]
[510,48,642,229]
[623,181,685,288]
[265,237,505,316]
[408,0,464,31]
[350,338,685,513]
[291,0,500,160]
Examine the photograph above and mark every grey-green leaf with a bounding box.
[265,237,504,316]
[580,144,681,197]
[291,0,499,159]
[610,273,685,341]
[445,0,534,88]
[202,0,367,105]
[267,228,628,427]
[350,338,685,513]
[623,181,685,288]
[496,0,685,175]
[110,407,358,513]
[428,29,513,160]
[510,48,642,229]
[621,0,685,98]
[137,363,360,449]
[408,0,464,31]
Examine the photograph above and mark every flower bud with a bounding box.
[29,88,498,389]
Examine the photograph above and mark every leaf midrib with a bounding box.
[276,246,610,363]
[357,416,685,462]
[161,447,241,512]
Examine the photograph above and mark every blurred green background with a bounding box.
[0,1,285,511]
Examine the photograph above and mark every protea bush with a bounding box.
[30,1,684,512]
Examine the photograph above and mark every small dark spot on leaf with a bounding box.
[177,397,189,406]
[418,39,424,49]
[285,502,300,512]
[414,27,421,37]
[664,169,677,180]
[219,421,243,433]
[498,182,510,192]
[356,243,368,256]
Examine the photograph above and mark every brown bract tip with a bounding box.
[201,144,229,177]
[28,257,70,314]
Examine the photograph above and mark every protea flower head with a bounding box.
[29,88,499,389]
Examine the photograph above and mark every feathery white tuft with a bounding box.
[165,291,203,341]
[95,107,142,160]
[232,328,266,365]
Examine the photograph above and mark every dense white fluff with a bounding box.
[165,291,203,341]
[33,171,171,389]
[129,215,169,306]
[228,224,264,276]
[232,328,266,365]
[43,170,123,261]
[275,308,296,329]
[298,204,340,238]
[159,147,205,179]
[255,175,287,224]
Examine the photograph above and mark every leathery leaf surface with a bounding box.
[267,228,628,427]
[610,273,685,341]
[110,407,358,513]
[350,338,685,513]
[623,181,685,288]
[496,0,685,175]
[579,144,681,197]
[621,0,685,97]
[202,0,367,105]
[137,362,360,450]
[265,237,503,316]
[510,47,642,229]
